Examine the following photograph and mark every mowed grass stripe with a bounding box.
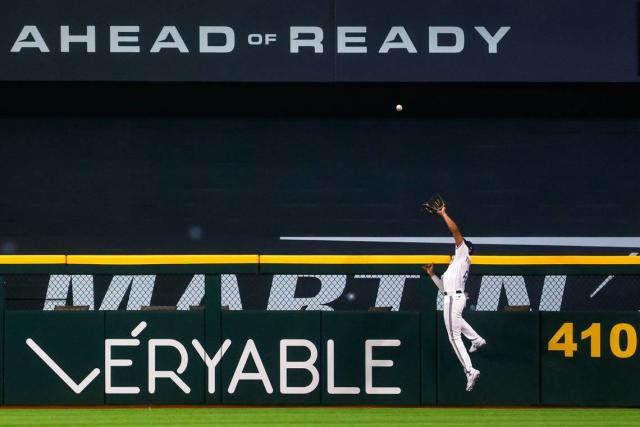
[0,408,639,426]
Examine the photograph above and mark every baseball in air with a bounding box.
[395,104,403,112]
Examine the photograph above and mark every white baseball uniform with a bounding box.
[432,241,483,375]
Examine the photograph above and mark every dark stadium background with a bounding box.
[0,82,639,255]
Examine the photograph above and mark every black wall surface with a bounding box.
[0,83,639,255]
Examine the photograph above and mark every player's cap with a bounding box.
[464,239,475,255]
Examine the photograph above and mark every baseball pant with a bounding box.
[443,293,481,374]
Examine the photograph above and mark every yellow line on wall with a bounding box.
[0,254,638,266]
[473,255,640,265]
[261,255,640,265]
[66,255,259,265]
[0,255,66,264]
[260,255,451,264]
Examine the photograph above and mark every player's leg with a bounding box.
[461,317,486,352]
[446,295,474,374]
[452,295,481,391]
[460,317,481,340]
[443,295,466,369]
[459,296,486,352]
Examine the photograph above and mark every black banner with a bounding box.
[0,0,638,82]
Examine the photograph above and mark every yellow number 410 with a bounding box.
[548,322,638,359]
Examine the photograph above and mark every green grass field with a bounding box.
[0,408,638,426]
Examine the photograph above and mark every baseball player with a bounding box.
[422,195,486,391]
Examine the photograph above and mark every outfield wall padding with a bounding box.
[221,311,323,405]
[0,278,4,404]
[4,311,105,405]
[1,266,639,407]
[420,277,438,405]
[437,311,539,405]
[204,274,222,404]
[540,312,640,406]
[321,312,421,405]
[104,311,205,405]
[3,309,639,406]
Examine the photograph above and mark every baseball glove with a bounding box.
[422,194,445,214]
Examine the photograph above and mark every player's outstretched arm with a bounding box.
[421,264,444,292]
[438,207,464,247]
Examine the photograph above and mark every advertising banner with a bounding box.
[221,312,323,405]
[3,307,640,406]
[103,312,206,405]
[321,312,421,405]
[2,310,423,405]
[0,0,638,82]
[541,312,640,406]
[4,312,106,405]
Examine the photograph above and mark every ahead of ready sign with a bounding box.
[25,321,402,396]
[9,25,510,55]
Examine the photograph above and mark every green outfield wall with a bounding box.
[1,255,639,406]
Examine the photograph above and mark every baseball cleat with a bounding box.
[469,338,486,353]
[466,369,481,392]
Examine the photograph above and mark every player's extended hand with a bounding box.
[421,264,434,276]
[422,194,446,215]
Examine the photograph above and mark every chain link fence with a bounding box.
[439,274,640,312]
[3,272,640,312]
[223,274,420,311]
[2,274,204,311]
